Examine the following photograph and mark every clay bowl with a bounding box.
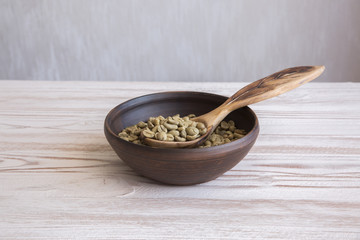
[104,91,259,185]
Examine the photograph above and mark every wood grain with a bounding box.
[0,81,360,239]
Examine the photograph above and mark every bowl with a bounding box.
[104,91,259,185]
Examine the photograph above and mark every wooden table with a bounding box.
[1,81,359,239]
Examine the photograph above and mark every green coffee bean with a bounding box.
[215,127,220,134]
[175,136,186,142]
[128,134,138,141]
[157,125,168,133]
[142,129,155,138]
[220,121,229,130]
[163,122,178,130]
[196,122,206,129]
[137,121,147,128]
[148,121,155,129]
[180,129,187,138]
[186,127,199,136]
[151,126,158,133]
[149,117,155,123]
[218,130,227,136]
[167,117,178,125]
[155,132,167,141]
[118,132,128,138]
[134,128,142,136]
[178,121,188,127]
[186,135,199,141]
[235,129,246,134]
[199,128,207,135]
[189,121,197,128]
[225,131,234,140]
[209,134,218,142]
[187,114,196,118]
[234,133,244,139]
[229,126,236,132]
[125,125,137,134]
[153,118,160,126]
[166,134,175,141]
[168,130,180,136]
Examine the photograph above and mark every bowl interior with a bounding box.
[107,91,257,142]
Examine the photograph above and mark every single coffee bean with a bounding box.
[155,132,167,141]
[166,134,175,141]
[186,127,199,136]
[137,121,147,128]
[174,136,186,142]
[168,130,180,136]
[196,122,206,129]
[142,129,155,138]
[220,121,229,130]
[163,122,178,130]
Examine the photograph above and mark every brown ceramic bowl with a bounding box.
[104,91,259,185]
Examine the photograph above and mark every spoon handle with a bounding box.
[222,65,325,112]
[196,66,325,128]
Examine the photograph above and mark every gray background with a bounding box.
[1,0,359,82]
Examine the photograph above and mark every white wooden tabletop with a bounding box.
[0,81,359,240]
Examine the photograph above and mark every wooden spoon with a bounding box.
[143,65,325,148]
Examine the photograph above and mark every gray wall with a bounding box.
[1,0,359,82]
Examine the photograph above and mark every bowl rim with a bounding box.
[104,91,259,153]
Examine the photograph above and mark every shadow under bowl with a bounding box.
[104,91,259,185]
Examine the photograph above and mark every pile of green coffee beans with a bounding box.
[199,121,246,148]
[118,114,205,143]
[118,114,247,148]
